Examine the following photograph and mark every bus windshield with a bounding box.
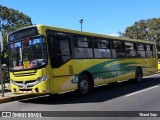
[9,36,47,71]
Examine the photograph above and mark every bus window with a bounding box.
[94,39,111,58]
[48,34,71,68]
[125,42,136,57]
[151,45,156,58]
[146,44,152,58]
[74,36,93,58]
[112,41,125,58]
[137,43,145,57]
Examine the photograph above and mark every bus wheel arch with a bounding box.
[78,71,94,95]
[135,67,143,83]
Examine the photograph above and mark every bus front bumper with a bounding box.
[10,76,50,94]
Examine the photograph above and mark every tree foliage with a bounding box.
[0,5,32,35]
[0,5,32,64]
[119,18,160,51]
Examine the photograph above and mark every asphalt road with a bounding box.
[0,74,160,120]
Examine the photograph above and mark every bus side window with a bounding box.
[74,36,93,58]
[137,43,145,58]
[94,39,111,58]
[59,37,71,63]
[125,42,136,57]
[113,41,125,58]
[110,40,116,58]
[47,34,71,68]
[146,44,152,58]
[151,44,156,58]
[47,35,54,56]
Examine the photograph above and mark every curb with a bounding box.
[0,94,40,104]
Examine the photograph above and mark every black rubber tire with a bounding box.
[135,68,143,83]
[78,75,92,95]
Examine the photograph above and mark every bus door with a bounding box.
[47,32,72,93]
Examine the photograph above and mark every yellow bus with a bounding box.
[8,25,158,95]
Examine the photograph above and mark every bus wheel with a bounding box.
[78,75,91,95]
[135,68,143,82]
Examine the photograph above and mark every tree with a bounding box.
[0,5,32,64]
[119,18,160,51]
[0,5,32,35]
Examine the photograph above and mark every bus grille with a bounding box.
[14,80,37,84]
[13,71,37,77]
[19,89,32,91]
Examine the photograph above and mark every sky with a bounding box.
[0,0,160,36]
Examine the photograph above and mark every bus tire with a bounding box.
[49,93,59,99]
[135,68,143,83]
[78,75,92,95]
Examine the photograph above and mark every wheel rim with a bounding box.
[79,79,89,94]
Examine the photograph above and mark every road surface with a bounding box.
[0,74,160,120]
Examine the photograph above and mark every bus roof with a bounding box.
[38,25,155,44]
[9,24,155,44]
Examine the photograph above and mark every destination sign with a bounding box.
[8,27,39,42]
[10,42,21,49]
[29,38,42,46]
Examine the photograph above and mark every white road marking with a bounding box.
[125,85,159,97]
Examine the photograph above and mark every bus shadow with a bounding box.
[19,75,160,105]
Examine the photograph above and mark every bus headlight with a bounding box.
[37,75,49,83]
